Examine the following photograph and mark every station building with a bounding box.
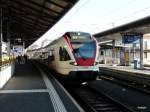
[98,34,150,66]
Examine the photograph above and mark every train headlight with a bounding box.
[70,62,77,66]
[94,62,99,65]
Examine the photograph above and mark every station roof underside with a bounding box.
[1,0,78,48]
[94,16,150,41]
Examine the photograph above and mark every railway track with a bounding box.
[65,84,132,112]
[99,75,150,95]
[38,63,149,112]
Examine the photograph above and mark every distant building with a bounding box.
[99,34,150,66]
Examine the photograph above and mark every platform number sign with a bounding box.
[121,33,142,44]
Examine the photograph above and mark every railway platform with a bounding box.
[0,60,84,112]
[98,64,150,86]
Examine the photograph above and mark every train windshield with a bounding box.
[72,41,96,59]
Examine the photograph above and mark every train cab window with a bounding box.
[59,47,71,61]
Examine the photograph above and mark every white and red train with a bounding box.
[28,32,99,80]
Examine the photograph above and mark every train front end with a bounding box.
[65,32,99,80]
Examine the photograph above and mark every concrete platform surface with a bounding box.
[0,92,54,112]
[0,60,84,112]
[2,61,46,90]
[99,64,150,75]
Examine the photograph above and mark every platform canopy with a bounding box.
[1,0,78,48]
[94,16,150,42]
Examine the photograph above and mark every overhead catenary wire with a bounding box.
[65,0,143,34]
[93,3,150,33]
[102,0,139,17]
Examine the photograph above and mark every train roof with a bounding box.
[39,31,93,49]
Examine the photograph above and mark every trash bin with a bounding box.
[134,60,138,69]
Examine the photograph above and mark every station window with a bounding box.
[144,41,148,50]
[144,52,147,59]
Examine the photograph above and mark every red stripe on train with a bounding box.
[75,58,95,66]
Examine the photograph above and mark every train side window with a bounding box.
[48,50,55,61]
[59,47,71,61]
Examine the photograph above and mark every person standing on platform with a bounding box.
[24,55,28,63]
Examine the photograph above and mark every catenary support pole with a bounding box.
[112,39,115,65]
[140,34,144,69]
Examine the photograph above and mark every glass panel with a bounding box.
[72,42,96,58]
[50,0,68,7]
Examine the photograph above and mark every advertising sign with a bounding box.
[13,45,24,56]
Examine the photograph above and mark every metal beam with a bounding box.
[9,0,57,19]
[11,10,51,26]
[32,0,46,33]
[11,14,49,28]
[11,19,45,32]
[11,23,44,39]
[9,7,53,25]
[62,0,76,5]
[55,1,73,24]
[26,0,60,14]
[22,16,49,27]
[10,5,54,23]
[45,0,65,9]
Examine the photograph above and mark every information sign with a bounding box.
[121,33,142,44]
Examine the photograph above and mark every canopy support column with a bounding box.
[112,39,115,65]
[140,34,144,69]
[0,8,3,61]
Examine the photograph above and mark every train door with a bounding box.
[48,50,55,67]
